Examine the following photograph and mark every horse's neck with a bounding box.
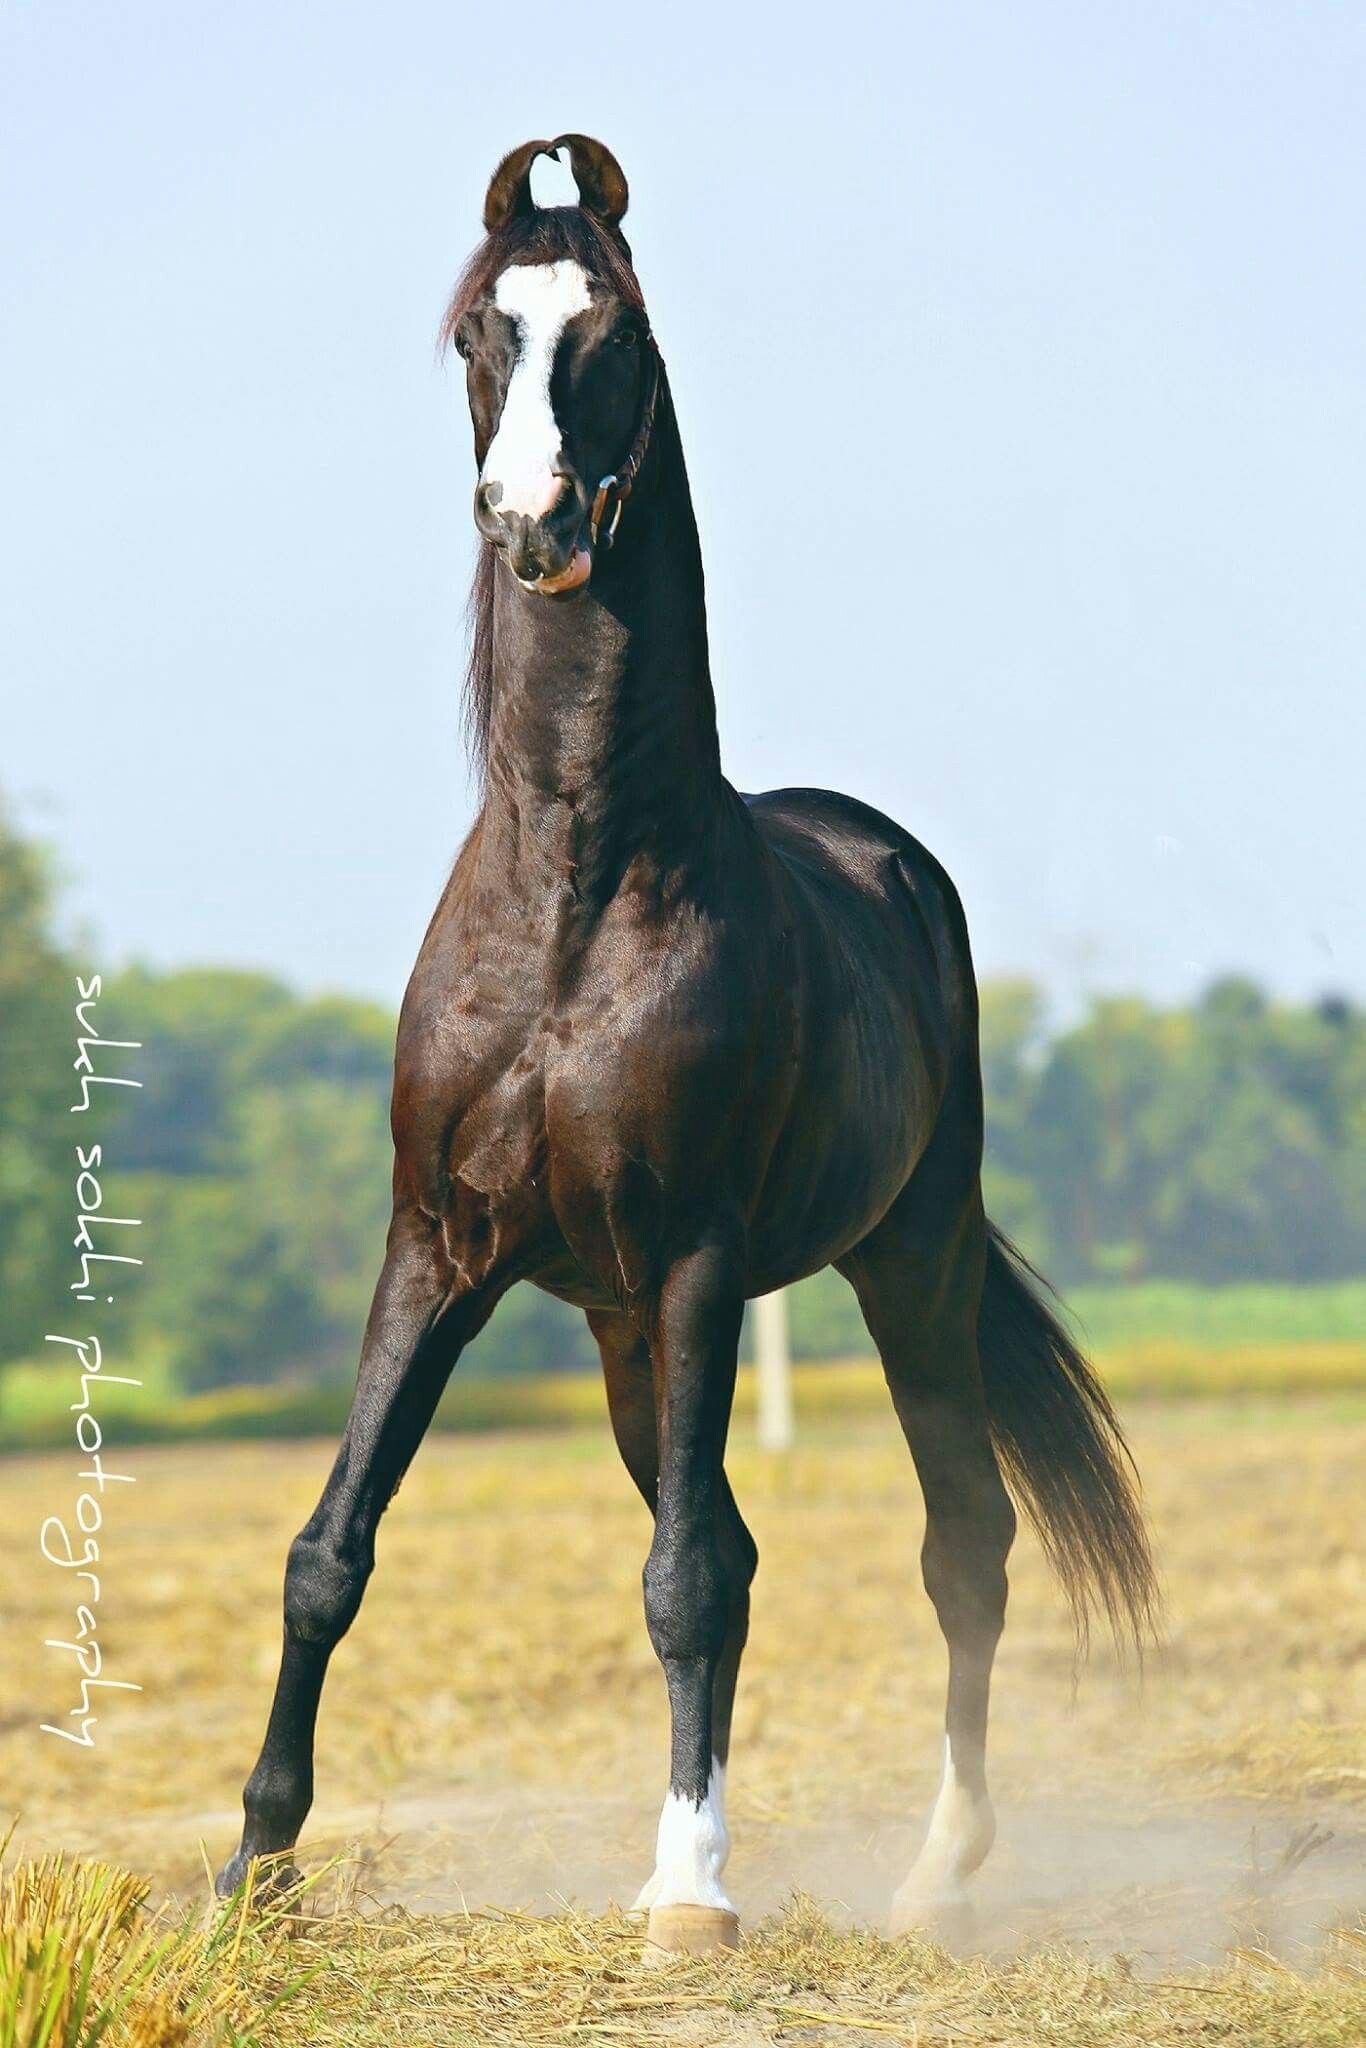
[478,397,726,907]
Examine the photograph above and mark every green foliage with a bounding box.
[463,1283,598,1377]
[1017,977,1366,1284]
[0,806,75,1365]
[94,967,295,1176]
[234,1081,393,1334]
[82,972,400,1390]
[140,1179,336,1392]
[978,977,1054,1258]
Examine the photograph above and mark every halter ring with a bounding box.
[590,475,622,549]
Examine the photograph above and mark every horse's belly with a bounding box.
[743,1143,917,1294]
[744,1018,941,1292]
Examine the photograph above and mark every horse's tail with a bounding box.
[978,1222,1159,1657]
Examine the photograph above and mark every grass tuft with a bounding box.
[0,1847,303,2048]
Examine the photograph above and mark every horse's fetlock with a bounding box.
[243,1761,308,1839]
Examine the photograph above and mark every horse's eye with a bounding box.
[615,325,641,348]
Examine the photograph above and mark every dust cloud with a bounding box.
[296,1782,1363,1973]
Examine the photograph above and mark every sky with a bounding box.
[3,0,1363,1017]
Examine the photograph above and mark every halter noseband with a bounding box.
[589,338,663,551]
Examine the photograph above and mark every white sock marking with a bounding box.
[482,260,592,518]
[634,1759,732,1912]
[893,1736,996,1921]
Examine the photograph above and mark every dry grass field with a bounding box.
[3,1379,1365,2043]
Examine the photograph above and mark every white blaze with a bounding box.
[632,1759,733,1912]
[482,260,592,518]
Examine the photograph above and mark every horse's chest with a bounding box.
[435,1010,680,1299]
[424,1013,625,1247]
[435,1035,555,1284]
[402,903,736,1294]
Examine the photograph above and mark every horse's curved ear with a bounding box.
[552,134,629,232]
[483,138,557,233]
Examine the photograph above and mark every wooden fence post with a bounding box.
[754,1289,794,1451]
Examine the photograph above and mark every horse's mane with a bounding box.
[440,207,647,776]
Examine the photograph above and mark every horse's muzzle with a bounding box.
[474,479,592,594]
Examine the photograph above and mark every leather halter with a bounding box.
[589,338,663,550]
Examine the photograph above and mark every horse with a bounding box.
[215,134,1156,1954]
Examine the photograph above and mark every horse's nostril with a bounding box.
[474,480,509,545]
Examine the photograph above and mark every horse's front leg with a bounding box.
[587,1309,757,1921]
[214,1208,499,1897]
[638,1240,746,1957]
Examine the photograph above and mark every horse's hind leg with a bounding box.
[215,1210,499,1897]
[839,1183,1016,1937]
[588,1285,756,1950]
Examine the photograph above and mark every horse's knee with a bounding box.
[644,1527,729,1664]
[283,1530,369,1650]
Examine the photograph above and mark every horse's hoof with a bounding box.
[213,1850,301,1903]
[642,1903,740,1961]
[214,1851,249,1899]
[889,1887,975,1948]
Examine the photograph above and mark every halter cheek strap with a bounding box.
[589,340,663,550]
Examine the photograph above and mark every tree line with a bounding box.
[2,803,1361,1390]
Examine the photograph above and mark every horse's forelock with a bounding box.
[439,206,644,359]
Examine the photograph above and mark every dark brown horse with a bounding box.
[216,135,1155,1952]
